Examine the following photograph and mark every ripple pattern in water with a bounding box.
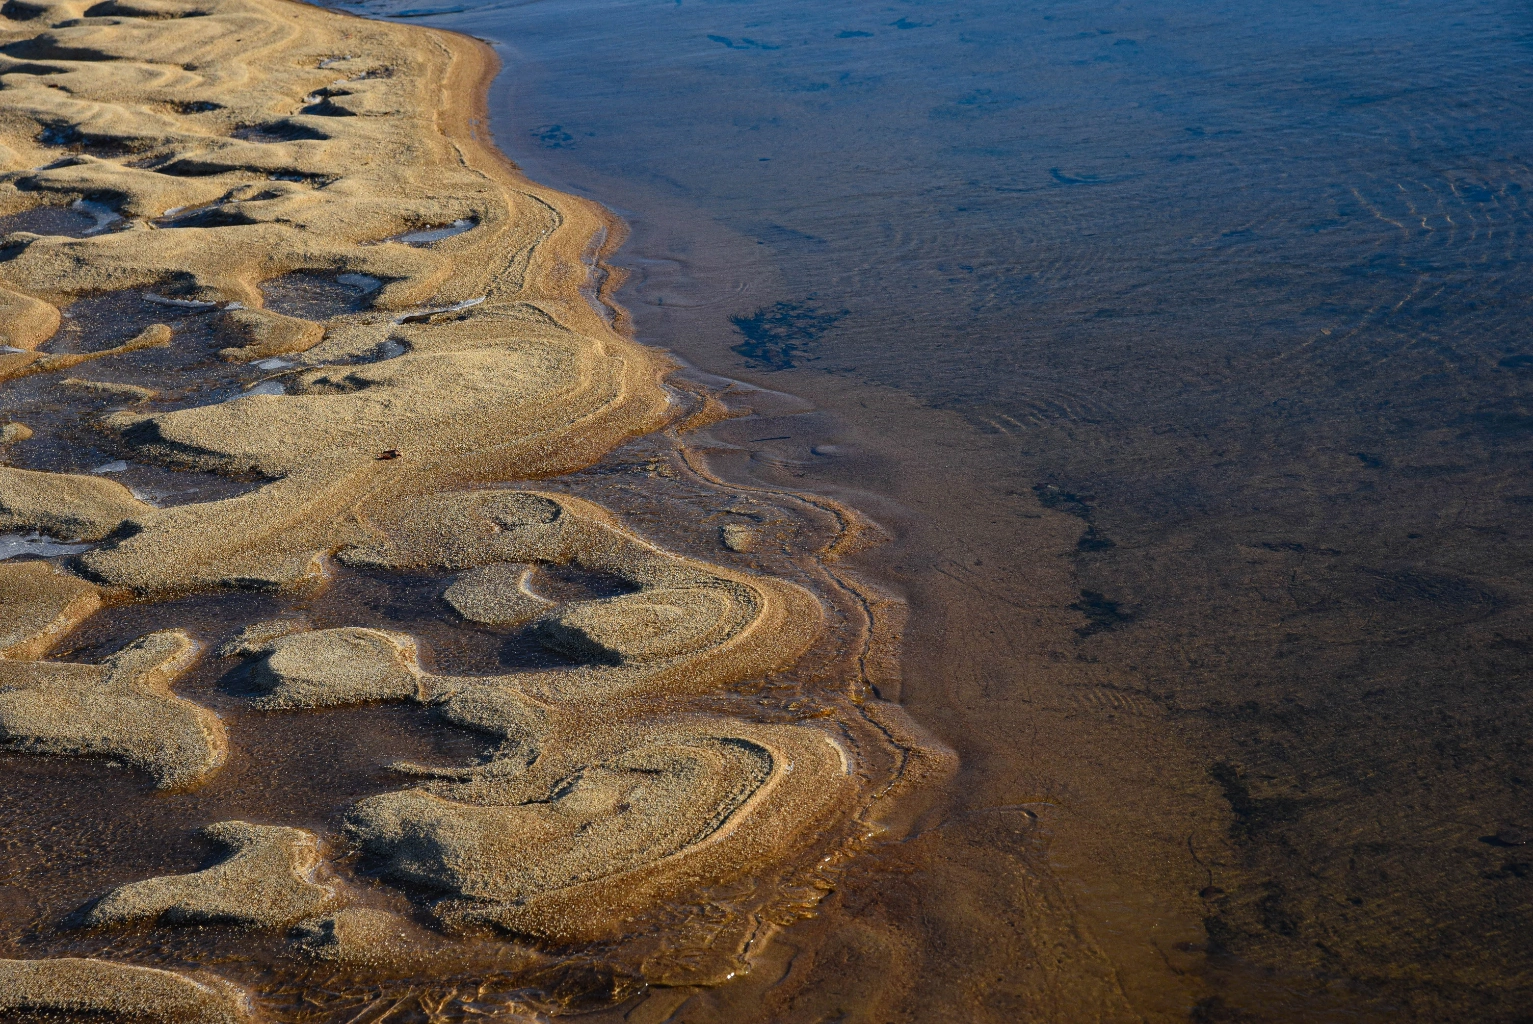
[342,0,1533,1019]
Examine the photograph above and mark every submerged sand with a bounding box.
[0,0,932,1015]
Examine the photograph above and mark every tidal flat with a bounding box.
[3,0,1532,1021]
[365,0,1530,1020]
[0,1,933,1019]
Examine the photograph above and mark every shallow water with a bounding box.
[317,0,1533,1019]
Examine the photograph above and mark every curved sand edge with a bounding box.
[0,0,937,1009]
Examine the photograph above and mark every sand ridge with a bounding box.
[0,957,253,1023]
[0,559,101,658]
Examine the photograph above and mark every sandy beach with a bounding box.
[0,1,934,1017]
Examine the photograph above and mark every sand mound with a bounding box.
[0,465,152,540]
[346,719,854,942]
[86,821,335,929]
[219,488,851,943]
[0,421,33,445]
[443,562,554,627]
[0,560,101,659]
[217,307,324,362]
[0,629,225,789]
[536,586,747,664]
[242,626,422,709]
[0,957,251,1023]
[0,285,61,351]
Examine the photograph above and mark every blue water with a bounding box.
[336,1,1533,1018]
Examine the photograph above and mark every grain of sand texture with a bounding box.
[0,0,936,1016]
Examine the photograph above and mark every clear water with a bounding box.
[331,1,1533,1019]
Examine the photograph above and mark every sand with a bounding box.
[61,375,160,402]
[0,0,918,1012]
[0,559,101,659]
[442,561,555,626]
[347,718,855,942]
[223,489,850,938]
[240,625,423,708]
[0,421,32,444]
[86,820,336,928]
[217,306,325,362]
[0,628,225,788]
[234,490,825,707]
[0,0,672,599]
[0,957,252,1023]
[354,490,823,693]
[0,465,152,539]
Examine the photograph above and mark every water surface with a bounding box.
[342,0,1533,1019]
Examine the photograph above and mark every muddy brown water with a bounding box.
[318,0,1532,1019]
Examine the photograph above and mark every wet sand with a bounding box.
[0,0,932,1018]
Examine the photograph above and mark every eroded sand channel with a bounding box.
[0,1,935,1018]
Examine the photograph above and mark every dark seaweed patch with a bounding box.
[1069,589,1133,636]
[530,124,575,149]
[1034,483,1116,552]
[728,301,846,370]
[707,35,781,50]
[1208,762,1302,841]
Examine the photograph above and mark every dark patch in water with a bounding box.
[1208,762,1303,842]
[1035,483,1116,552]
[707,34,781,51]
[729,301,846,370]
[531,123,575,149]
[1069,589,1133,637]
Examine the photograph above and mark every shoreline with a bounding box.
[289,2,1533,1020]
[458,19,1228,1022]
[0,0,926,1017]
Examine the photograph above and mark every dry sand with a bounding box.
[85,820,336,928]
[0,559,100,658]
[0,0,925,1014]
[0,957,252,1023]
[0,628,224,788]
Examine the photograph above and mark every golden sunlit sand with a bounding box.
[0,0,935,1015]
